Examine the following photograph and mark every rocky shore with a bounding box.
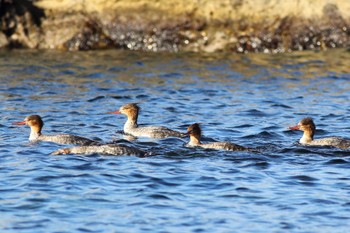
[0,0,349,53]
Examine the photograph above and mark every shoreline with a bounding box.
[1,0,349,53]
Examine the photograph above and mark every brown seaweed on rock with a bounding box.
[0,0,45,48]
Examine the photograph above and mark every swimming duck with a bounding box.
[13,115,98,145]
[52,144,148,157]
[289,117,350,149]
[186,123,248,151]
[108,103,185,138]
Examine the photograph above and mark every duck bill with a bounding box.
[289,125,300,130]
[107,110,121,114]
[12,121,26,125]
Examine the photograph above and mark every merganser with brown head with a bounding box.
[52,144,148,157]
[186,123,248,151]
[108,103,185,138]
[13,115,98,145]
[289,117,350,149]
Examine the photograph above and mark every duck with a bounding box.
[13,115,98,146]
[52,144,149,157]
[186,123,248,151]
[289,117,350,149]
[108,103,186,138]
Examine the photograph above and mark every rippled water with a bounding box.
[1,49,350,232]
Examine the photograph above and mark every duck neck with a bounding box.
[124,111,138,130]
[189,135,201,146]
[300,130,313,144]
[29,125,42,141]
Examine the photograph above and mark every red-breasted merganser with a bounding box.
[289,117,350,149]
[108,103,186,138]
[13,115,98,146]
[186,123,248,151]
[52,144,148,157]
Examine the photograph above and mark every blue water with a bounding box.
[1,49,350,233]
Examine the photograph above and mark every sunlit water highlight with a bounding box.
[1,49,350,232]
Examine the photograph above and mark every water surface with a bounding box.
[1,49,350,232]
